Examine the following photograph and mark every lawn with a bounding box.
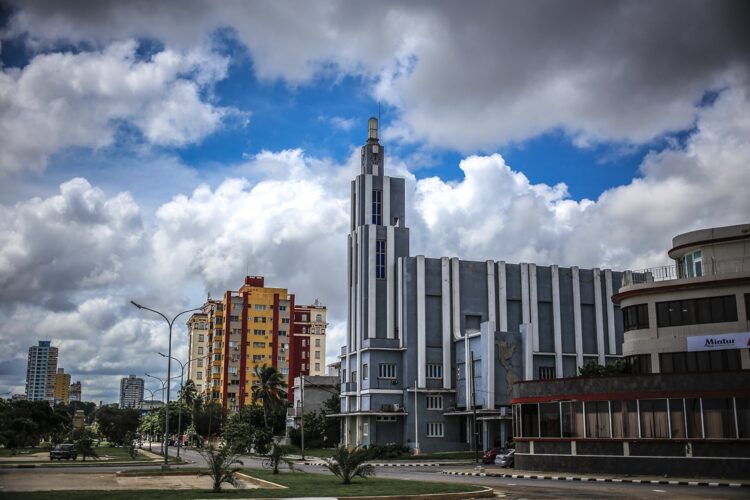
[0,468,486,499]
[0,448,42,457]
[0,446,157,466]
[292,447,475,461]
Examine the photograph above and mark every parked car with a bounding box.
[50,443,78,461]
[494,448,515,468]
[482,447,502,464]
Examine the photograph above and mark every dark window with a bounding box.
[375,239,386,279]
[656,295,738,327]
[703,398,737,439]
[660,350,741,374]
[623,354,651,374]
[521,404,539,437]
[372,190,382,225]
[538,366,555,380]
[561,402,584,438]
[623,304,649,331]
[736,397,750,439]
[539,403,561,437]
[465,315,481,333]
[639,399,669,438]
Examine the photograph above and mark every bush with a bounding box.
[365,443,410,460]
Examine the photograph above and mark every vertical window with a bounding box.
[539,402,561,437]
[376,239,386,279]
[639,399,669,438]
[363,422,369,437]
[426,364,443,379]
[682,250,702,277]
[585,401,611,438]
[702,398,737,439]
[426,395,443,410]
[538,366,555,380]
[669,399,686,438]
[362,364,368,380]
[378,363,396,379]
[426,422,444,437]
[611,400,638,438]
[736,397,750,438]
[561,401,584,438]
[372,190,382,225]
[521,403,540,437]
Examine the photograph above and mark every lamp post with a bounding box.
[159,352,200,458]
[132,301,202,468]
[142,388,160,451]
[144,373,178,456]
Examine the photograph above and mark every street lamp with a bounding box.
[131,300,202,468]
[144,373,177,458]
[142,388,160,451]
[159,352,201,458]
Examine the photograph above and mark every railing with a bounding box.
[622,257,750,287]
[343,382,357,392]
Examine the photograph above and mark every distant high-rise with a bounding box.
[25,341,58,402]
[69,381,82,402]
[186,310,209,395]
[54,368,71,405]
[119,374,144,409]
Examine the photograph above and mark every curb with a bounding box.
[441,470,748,488]
[304,461,468,468]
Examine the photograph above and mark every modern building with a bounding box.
[287,375,339,426]
[337,118,626,453]
[511,223,750,478]
[25,341,59,402]
[186,310,209,394]
[119,374,144,409]
[54,368,71,405]
[201,276,328,412]
[69,381,82,402]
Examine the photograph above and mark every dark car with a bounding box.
[494,448,515,468]
[50,443,78,461]
[482,447,503,464]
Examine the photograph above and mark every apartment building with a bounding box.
[54,368,71,405]
[186,311,209,394]
[69,381,82,402]
[119,374,144,409]
[25,341,59,402]
[200,276,328,412]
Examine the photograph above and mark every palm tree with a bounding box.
[268,443,295,474]
[324,446,375,484]
[180,379,199,408]
[198,444,244,493]
[251,365,287,428]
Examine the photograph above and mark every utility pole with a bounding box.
[300,375,305,460]
[414,379,419,455]
[470,351,479,464]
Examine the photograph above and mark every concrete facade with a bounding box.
[53,368,71,405]
[338,118,626,453]
[186,312,209,394]
[25,341,58,403]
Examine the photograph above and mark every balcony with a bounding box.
[343,381,357,392]
[621,257,750,287]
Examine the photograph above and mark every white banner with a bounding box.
[686,332,750,352]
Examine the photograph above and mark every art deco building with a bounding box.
[25,341,58,402]
[337,118,627,453]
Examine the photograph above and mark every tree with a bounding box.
[251,365,287,429]
[289,411,327,448]
[75,429,99,461]
[198,445,244,493]
[578,359,627,377]
[0,400,69,451]
[223,414,253,454]
[193,402,226,440]
[267,443,295,474]
[180,379,199,409]
[324,446,375,485]
[95,406,141,445]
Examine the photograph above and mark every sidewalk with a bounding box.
[442,467,750,488]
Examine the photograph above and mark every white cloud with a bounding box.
[5,1,749,150]
[0,40,232,176]
[1,87,748,402]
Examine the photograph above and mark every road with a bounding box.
[2,446,746,499]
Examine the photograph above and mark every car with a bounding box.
[50,443,78,461]
[494,448,515,468]
[482,447,503,464]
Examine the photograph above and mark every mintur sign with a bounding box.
[686,332,750,352]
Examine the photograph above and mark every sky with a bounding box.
[0,0,748,404]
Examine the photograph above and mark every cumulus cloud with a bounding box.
[4,0,749,150]
[0,40,232,175]
[2,86,749,402]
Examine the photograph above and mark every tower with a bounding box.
[25,341,58,402]
[343,117,409,444]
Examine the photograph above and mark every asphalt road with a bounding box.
[2,446,747,499]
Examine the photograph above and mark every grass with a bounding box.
[0,446,161,466]
[0,468,485,499]
[0,448,43,457]
[291,447,475,461]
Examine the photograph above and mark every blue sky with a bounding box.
[0,0,748,403]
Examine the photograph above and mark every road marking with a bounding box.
[652,489,666,493]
